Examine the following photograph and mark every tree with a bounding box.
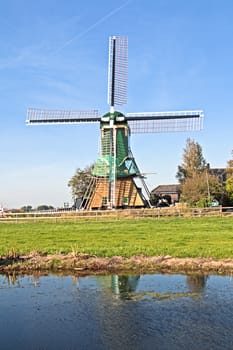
[176,138,206,183]
[226,177,233,195]
[68,164,94,200]
[226,149,233,174]
[37,205,54,211]
[226,150,233,204]
[21,205,33,212]
[177,139,224,207]
[180,172,223,207]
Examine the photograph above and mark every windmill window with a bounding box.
[123,197,129,205]
[102,197,108,205]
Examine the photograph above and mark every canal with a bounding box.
[0,273,233,349]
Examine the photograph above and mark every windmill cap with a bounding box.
[101,111,126,123]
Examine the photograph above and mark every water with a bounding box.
[1,273,233,350]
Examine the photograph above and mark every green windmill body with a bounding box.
[26,36,204,210]
[90,110,144,209]
[92,111,140,179]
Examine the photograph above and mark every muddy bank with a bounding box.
[1,253,233,275]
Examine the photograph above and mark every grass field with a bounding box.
[0,217,233,259]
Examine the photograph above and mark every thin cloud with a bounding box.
[55,0,132,53]
[0,43,48,70]
[0,1,132,70]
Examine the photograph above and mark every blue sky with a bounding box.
[1,0,233,209]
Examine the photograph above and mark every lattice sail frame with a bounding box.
[108,36,128,108]
[26,108,100,124]
[127,110,204,133]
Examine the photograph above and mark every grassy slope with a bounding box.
[0,217,233,259]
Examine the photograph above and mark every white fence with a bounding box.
[0,206,233,223]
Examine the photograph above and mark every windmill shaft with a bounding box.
[108,128,114,206]
[27,118,101,124]
[110,38,116,108]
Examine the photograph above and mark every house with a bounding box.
[150,184,181,204]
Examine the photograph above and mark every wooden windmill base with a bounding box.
[87,176,145,210]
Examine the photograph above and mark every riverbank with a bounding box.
[1,217,233,274]
[1,253,233,275]
[1,217,233,258]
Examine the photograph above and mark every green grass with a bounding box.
[0,217,233,259]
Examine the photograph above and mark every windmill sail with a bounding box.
[26,108,100,125]
[108,36,128,108]
[126,110,204,133]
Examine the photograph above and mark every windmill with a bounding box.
[26,36,204,210]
